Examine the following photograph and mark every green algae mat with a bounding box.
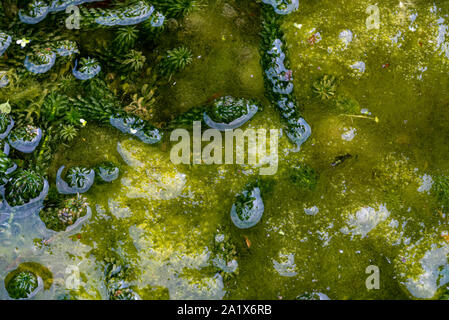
[1,0,449,301]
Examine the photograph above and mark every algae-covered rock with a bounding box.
[55,40,79,57]
[204,96,259,131]
[0,72,9,88]
[339,29,353,47]
[230,186,264,229]
[285,116,312,152]
[296,292,331,300]
[265,39,294,95]
[40,194,92,233]
[49,0,102,12]
[104,257,140,300]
